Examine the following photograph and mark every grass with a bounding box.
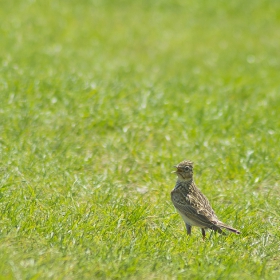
[1,0,280,279]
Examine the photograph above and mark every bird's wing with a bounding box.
[174,202,217,228]
[171,192,219,229]
[190,190,218,218]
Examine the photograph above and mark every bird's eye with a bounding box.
[184,166,190,171]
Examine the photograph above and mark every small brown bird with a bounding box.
[171,160,240,238]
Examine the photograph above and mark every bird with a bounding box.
[171,160,240,238]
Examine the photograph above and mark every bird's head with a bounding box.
[172,160,194,180]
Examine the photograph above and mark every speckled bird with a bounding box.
[171,160,240,238]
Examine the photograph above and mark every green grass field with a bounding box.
[1,0,280,279]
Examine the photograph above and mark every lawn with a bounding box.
[1,0,280,279]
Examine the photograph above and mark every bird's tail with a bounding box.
[216,221,241,234]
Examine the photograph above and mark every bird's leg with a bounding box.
[201,228,206,239]
[185,224,192,235]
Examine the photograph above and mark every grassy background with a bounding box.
[1,0,280,279]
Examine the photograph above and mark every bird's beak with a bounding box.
[171,165,178,173]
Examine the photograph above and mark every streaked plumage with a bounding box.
[171,160,240,238]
